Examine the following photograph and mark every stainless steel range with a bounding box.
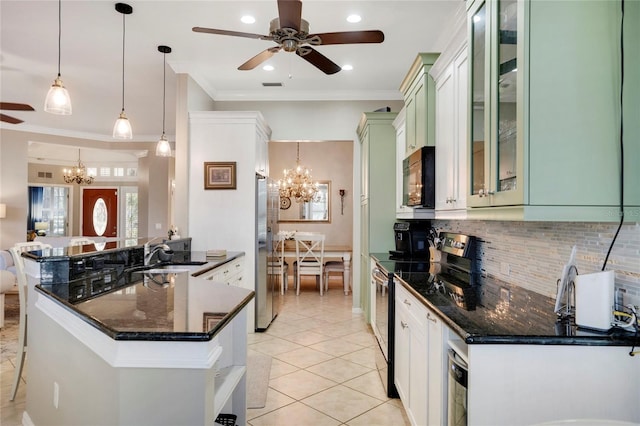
[370,232,477,399]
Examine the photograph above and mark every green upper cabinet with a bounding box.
[399,53,440,156]
[467,0,640,221]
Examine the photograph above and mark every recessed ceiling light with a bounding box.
[342,64,353,71]
[263,65,274,71]
[241,15,256,24]
[346,14,361,23]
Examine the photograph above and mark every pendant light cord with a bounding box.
[121,11,126,112]
[162,51,166,135]
[56,0,62,77]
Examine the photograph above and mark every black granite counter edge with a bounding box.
[397,276,640,347]
[371,253,640,347]
[112,291,255,341]
[35,284,255,342]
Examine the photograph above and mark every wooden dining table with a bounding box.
[282,242,352,295]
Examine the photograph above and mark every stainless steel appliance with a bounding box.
[370,260,399,398]
[255,174,281,331]
[371,231,477,399]
[447,348,468,426]
[402,146,435,207]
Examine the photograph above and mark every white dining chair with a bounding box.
[68,237,96,247]
[8,241,52,401]
[269,234,289,294]
[293,233,325,295]
[323,260,346,294]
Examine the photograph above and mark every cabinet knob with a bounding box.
[403,299,411,306]
[401,321,409,329]
[427,312,437,323]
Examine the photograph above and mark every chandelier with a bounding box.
[63,149,94,184]
[278,142,319,203]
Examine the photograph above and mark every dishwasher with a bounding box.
[447,340,469,426]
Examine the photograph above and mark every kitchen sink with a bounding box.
[142,268,190,274]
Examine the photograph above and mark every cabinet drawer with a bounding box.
[204,257,244,285]
[396,282,428,330]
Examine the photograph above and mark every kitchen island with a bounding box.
[372,253,640,426]
[22,244,253,426]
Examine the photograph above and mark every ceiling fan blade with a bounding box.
[0,113,24,124]
[310,30,385,45]
[296,47,341,75]
[278,0,302,31]
[238,47,282,70]
[192,27,267,40]
[0,102,34,111]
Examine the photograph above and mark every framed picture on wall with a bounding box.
[204,162,236,189]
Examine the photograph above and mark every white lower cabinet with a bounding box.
[202,256,244,287]
[395,283,444,426]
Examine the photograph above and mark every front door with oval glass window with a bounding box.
[82,188,118,237]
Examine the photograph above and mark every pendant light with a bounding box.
[44,0,72,115]
[155,45,172,157]
[113,3,133,139]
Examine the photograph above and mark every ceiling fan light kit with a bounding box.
[44,0,72,115]
[155,45,172,157]
[193,0,384,75]
[113,3,133,139]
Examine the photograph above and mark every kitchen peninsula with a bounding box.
[20,241,252,426]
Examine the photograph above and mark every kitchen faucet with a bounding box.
[144,237,173,266]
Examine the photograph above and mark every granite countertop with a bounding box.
[34,251,253,342]
[371,253,640,347]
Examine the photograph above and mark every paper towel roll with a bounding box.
[574,270,614,331]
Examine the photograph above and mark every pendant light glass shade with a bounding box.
[156,135,171,156]
[44,0,72,115]
[113,110,132,139]
[113,3,133,139]
[44,76,72,115]
[155,45,172,157]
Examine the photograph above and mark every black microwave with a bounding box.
[402,146,435,208]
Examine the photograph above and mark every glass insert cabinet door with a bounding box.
[468,0,523,207]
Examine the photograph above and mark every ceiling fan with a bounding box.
[193,0,384,75]
[1,102,34,124]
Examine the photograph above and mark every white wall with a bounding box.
[269,141,353,247]
[0,130,28,248]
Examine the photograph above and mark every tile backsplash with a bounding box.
[433,220,640,307]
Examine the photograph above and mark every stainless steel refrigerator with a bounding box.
[255,173,281,331]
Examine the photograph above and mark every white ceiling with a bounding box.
[1,0,463,163]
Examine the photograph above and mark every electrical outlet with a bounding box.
[622,291,640,312]
[53,382,59,409]
[500,262,510,276]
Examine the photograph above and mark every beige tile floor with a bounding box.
[247,278,410,426]
[0,279,410,426]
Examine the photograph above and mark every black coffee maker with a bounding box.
[390,221,431,259]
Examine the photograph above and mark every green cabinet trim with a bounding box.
[466,0,639,221]
[399,53,440,155]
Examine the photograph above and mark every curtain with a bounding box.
[28,186,44,231]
